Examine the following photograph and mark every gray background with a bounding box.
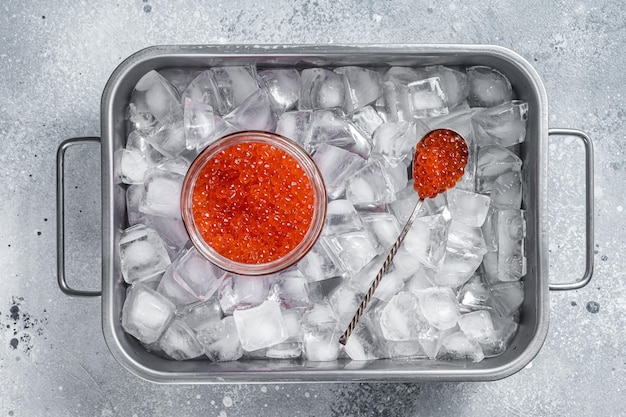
[1,0,624,416]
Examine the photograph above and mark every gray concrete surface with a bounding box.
[1,0,624,416]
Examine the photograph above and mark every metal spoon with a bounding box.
[339,129,468,345]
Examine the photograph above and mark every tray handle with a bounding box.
[56,137,102,297]
[548,128,594,291]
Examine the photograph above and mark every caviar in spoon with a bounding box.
[339,129,469,345]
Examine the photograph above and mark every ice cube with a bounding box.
[157,247,226,306]
[385,341,427,360]
[472,100,528,148]
[144,112,187,158]
[323,199,364,236]
[233,300,287,351]
[457,274,492,312]
[303,328,340,362]
[491,171,522,209]
[490,281,524,316]
[210,66,259,114]
[372,121,421,165]
[441,332,484,362]
[148,216,189,258]
[344,308,385,360]
[153,155,191,176]
[116,149,150,184]
[476,145,522,193]
[373,269,404,302]
[307,109,372,158]
[126,184,145,226]
[407,77,449,118]
[157,267,198,307]
[346,157,407,205]
[458,310,495,343]
[426,106,479,142]
[321,231,377,275]
[403,270,433,293]
[312,143,366,199]
[281,309,304,341]
[446,188,491,227]
[349,106,384,139]
[422,66,468,109]
[121,283,175,344]
[416,287,460,330]
[402,213,450,269]
[344,332,379,361]
[467,66,513,108]
[258,68,300,113]
[447,221,488,256]
[382,80,412,122]
[348,254,385,294]
[388,180,420,224]
[269,268,311,308]
[303,301,338,325]
[359,212,401,254]
[301,302,340,361]
[180,298,223,332]
[428,247,484,288]
[328,284,363,328]
[129,70,181,132]
[432,221,487,288]
[481,252,499,284]
[297,240,346,282]
[417,326,450,359]
[481,207,498,252]
[497,209,526,281]
[379,292,426,341]
[211,115,239,141]
[299,68,345,110]
[126,130,166,166]
[218,274,271,315]
[224,88,276,131]
[276,110,312,148]
[119,224,171,284]
[201,316,243,362]
[181,70,224,114]
[334,66,382,111]
[139,169,184,219]
[306,108,347,149]
[157,68,200,95]
[266,342,303,359]
[183,97,216,150]
[383,67,421,84]
[158,318,204,360]
[480,314,518,357]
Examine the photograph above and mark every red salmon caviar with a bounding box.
[191,142,315,264]
[413,129,469,199]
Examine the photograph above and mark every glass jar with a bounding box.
[181,131,327,275]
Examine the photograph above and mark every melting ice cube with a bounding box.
[416,287,460,330]
[258,68,300,113]
[299,68,345,110]
[467,66,513,108]
[121,283,175,344]
[119,224,171,284]
[233,300,288,352]
[158,318,205,360]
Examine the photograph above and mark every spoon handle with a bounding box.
[339,198,424,345]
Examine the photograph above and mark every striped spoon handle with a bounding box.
[339,198,424,345]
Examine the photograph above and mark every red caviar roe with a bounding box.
[192,142,315,264]
[413,129,469,199]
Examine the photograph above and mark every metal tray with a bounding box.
[56,44,595,383]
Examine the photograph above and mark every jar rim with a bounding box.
[180,130,327,276]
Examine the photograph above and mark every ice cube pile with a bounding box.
[119,64,527,363]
